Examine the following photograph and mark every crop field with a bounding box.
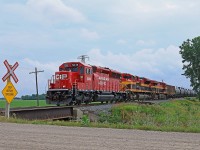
[0,100,52,108]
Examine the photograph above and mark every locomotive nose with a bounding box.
[54,71,80,89]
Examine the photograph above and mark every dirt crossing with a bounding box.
[0,122,199,150]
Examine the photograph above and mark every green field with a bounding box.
[0,100,53,108]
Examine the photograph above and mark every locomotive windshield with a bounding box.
[59,67,78,72]
[66,67,78,72]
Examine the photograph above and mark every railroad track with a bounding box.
[0,98,179,120]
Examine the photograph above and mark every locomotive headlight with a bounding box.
[80,76,83,81]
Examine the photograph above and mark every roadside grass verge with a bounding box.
[0,99,200,133]
[98,99,200,132]
[1,116,199,133]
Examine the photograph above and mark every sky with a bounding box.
[0,0,200,97]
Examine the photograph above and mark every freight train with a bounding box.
[46,57,196,106]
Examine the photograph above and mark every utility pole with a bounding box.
[29,67,44,106]
[77,55,89,63]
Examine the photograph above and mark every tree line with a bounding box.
[21,94,46,100]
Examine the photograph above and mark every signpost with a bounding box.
[2,60,19,118]
[2,81,18,104]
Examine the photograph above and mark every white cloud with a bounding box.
[23,58,59,72]
[87,45,186,86]
[165,3,178,10]
[80,28,100,40]
[110,0,200,23]
[136,40,156,46]
[117,39,127,45]
[3,0,86,25]
[121,1,196,13]
[28,0,86,23]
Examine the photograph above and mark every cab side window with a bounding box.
[80,66,84,75]
[86,68,92,74]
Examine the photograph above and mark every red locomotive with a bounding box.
[46,59,126,105]
[46,56,196,106]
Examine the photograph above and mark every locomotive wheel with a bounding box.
[83,95,91,105]
[68,101,74,106]
[76,100,81,105]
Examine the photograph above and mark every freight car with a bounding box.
[46,57,195,106]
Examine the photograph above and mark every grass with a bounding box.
[0,100,53,108]
[0,99,200,133]
[98,99,200,132]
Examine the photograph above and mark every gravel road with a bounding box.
[0,123,199,150]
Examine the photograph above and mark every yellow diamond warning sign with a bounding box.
[2,81,18,104]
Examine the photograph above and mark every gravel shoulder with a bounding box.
[0,122,199,150]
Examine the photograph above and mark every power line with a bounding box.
[29,67,44,106]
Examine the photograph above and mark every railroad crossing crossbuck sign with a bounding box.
[2,60,19,83]
[2,60,19,104]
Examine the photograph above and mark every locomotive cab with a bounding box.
[59,62,93,88]
[46,62,93,105]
